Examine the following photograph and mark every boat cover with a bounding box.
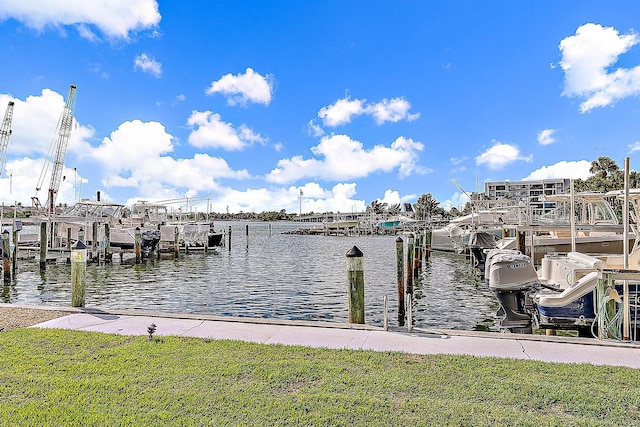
[487,249,539,291]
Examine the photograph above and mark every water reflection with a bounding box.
[4,221,499,331]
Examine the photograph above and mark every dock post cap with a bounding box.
[72,240,87,250]
[395,236,403,242]
[346,246,363,257]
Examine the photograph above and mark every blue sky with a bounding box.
[1,1,639,214]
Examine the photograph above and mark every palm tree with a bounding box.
[589,156,619,179]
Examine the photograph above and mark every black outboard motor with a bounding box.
[486,249,540,333]
[468,231,500,278]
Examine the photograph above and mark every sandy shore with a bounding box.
[0,306,71,331]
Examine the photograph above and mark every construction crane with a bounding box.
[33,84,77,214]
[0,101,14,178]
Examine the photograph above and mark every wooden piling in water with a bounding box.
[413,233,421,279]
[346,245,365,324]
[134,227,141,264]
[39,221,47,270]
[395,236,405,326]
[2,230,10,281]
[246,224,249,250]
[424,229,432,261]
[92,222,98,259]
[516,230,526,254]
[104,223,111,261]
[12,227,18,272]
[405,233,414,295]
[174,226,180,258]
[228,226,232,251]
[71,240,87,307]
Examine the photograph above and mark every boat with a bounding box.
[486,248,640,337]
[430,210,511,253]
[509,191,635,264]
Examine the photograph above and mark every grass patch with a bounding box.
[0,329,639,426]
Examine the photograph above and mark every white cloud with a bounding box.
[0,0,161,40]
[266,134,425,184]
[537,129,556,145]
[629,142,640,153]
[186,111,266,151]
[318,96,419,127]
[306,119,325,137]
[92,120,173,172]
[206,68,274,106]
[367,98,420,125]
[522,160,591,180]
[475,141,533,170]
[134,53,162,78]
[559,23,640,113]
[440,191,470,210]
[318,97,366,127]
[203,182,367,214]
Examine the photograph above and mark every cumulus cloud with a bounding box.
[186,111,266,151]
[0,89,94,158]
[0,0,161,40]
[537,129,556,145]
[266,134,425,184]
[367,98,420,125]
[475,141,533,170]
[317,96,419,127]
[559,23,640,113]
[522,160,591,180]
[92,120,173,172]
[134,53,162,77]
[318,97,366,127]
[89,120,251,200]
[206,68,274,106]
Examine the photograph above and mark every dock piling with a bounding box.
[2,230,10,281]
[71,240,87,307]
[405,233,414,295]
[395,236,405,326]
[39,222,47,270]
[346,245,365,324]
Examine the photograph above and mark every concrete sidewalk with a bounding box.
[26,306,640,368]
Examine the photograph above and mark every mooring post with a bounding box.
[407,293,413,333]
[92,222,98,260]
[395,236,405,326]
[246,224,249,250]
[174,226,180,258]
[413,232,421,279]
[405,233,414,295]
[71,240,87,307]
[104,223,111,262]
[39,221,47,270]
[134,226,142,264]
[516,230,526,254]
[2,230,10,282]
[346,245,365,324]
[424,229,432,261]
[12,226,18,273]
[228,226,232,252]
[66,227,72,251]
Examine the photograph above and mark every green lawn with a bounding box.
[0,328,638,426]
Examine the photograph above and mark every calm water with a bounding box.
[2,221,500,331]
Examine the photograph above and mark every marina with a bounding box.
[0,221,499,332]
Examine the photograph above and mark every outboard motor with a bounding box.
[468,231,500,278]
[486,249,540,333]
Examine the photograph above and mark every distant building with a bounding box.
[482,178,571,217]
